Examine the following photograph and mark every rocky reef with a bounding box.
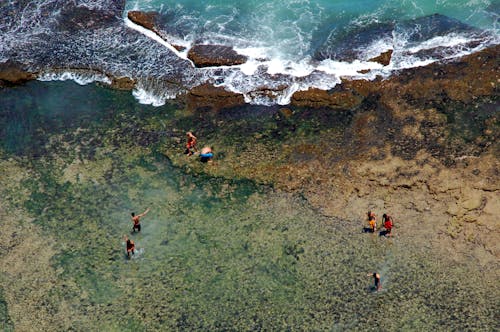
[0,5,498,330]
[163,44,499,268]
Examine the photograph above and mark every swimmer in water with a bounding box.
[124,235,135,259]
[131,207,150,233]
[199,146,214,163]
[367,272,381,291]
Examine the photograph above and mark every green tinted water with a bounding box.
[0,81,498,330]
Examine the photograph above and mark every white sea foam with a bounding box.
[132,85,179,107]
[38,71,112,85]
[407,34,477,53]
[124,15,193,63]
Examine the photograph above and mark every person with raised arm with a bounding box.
[131,207,150,233]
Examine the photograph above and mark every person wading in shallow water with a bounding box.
[185,131,197,156]
[124,235,135,259]
[383,213,393,236]
[367,272,382,291]
[131,207,150,233]
[367,210,377,233]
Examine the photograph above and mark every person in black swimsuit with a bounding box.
[367,272,381,291]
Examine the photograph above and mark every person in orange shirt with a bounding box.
[131,207,150,233]
[367,210,377,232]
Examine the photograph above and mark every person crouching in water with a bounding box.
[383,213,393,236]
[199,146,214,163]
[131,207,150,233]
[367,210,377,233]
[185,131,197,156]
[124,236,135,259]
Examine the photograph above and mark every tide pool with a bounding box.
[0,80,498,330]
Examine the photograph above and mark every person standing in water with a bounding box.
[383,213,393,236]
[367,272,382,291]
[124,235,135,259]
[185,131,197,156]
[367,210,377,233]
[131,207,150,233]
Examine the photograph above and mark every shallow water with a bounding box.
[0,81,498,330]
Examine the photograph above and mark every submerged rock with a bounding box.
[57,5,122,32]
[186,83,245,110]
[314,13,481,62]
[187,45,248,68]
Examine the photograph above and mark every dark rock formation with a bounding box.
[369,49,393,66]
[0,61,36,86]
[187,45,247,68]
[397,13,480,44]
[292,45,499,110]
[314,13,480,62]
[314,22,394,62]
[127,10,158,31]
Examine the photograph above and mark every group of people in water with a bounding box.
[123,131,210,259]
[185,131,213,162]
[124,207,151,259]
[125,131,393,291]
[365,211,395,291]
[367,210,394,236]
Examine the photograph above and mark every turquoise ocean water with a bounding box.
[1,0,498,105]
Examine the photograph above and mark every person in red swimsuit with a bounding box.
[124,235,135,259]
[185,131,197,156]
[382,213,393,236]
[131,207,150,233]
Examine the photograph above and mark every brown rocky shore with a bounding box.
[164,45,499,270]
[1,39,498,269]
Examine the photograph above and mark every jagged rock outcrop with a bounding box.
[127,10,158,31]
[368,49,393,66]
